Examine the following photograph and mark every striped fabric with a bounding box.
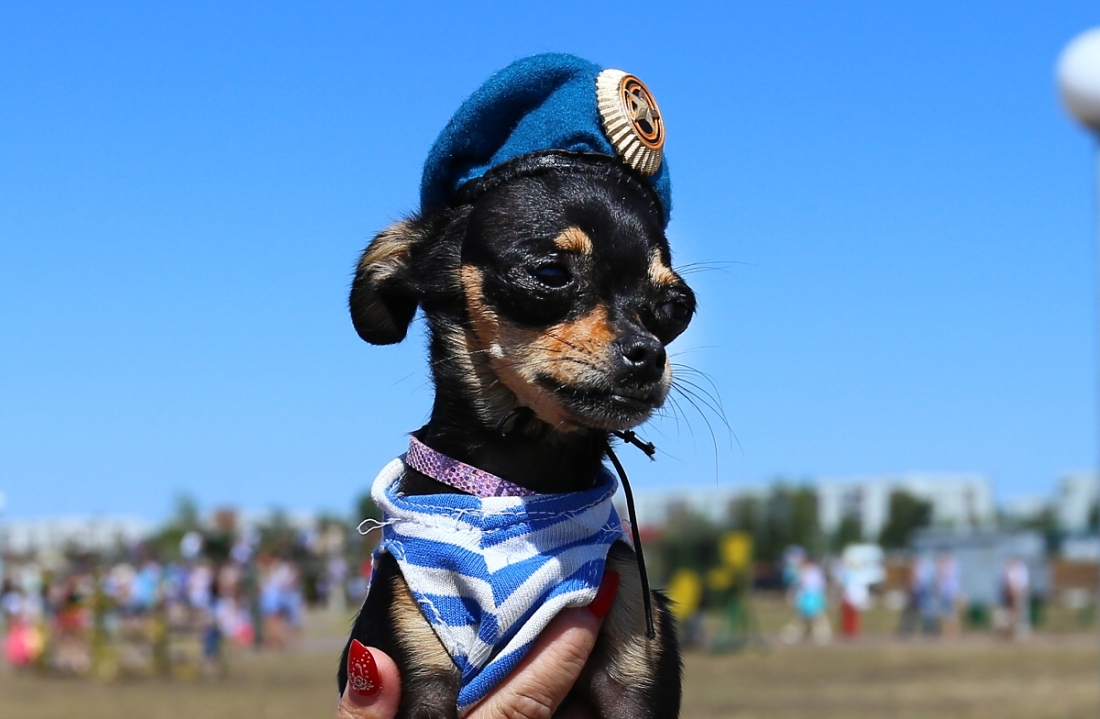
[369,457,625,716]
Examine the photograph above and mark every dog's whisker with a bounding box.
[668,345,721,357]
[540,328,603,357]
[671,364,724,403]
[670,380,735,447]
[661,392,685,435]
[670,375,730,425]
[674,259,753,276]
[668,384,722,474]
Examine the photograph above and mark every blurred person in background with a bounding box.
[133,558,160,614]
[780,554,831,645]
[105,562,135,611]
[1000,555,1030,640]
[259,556,302,648]
[284,561,304,631]
[935,552,962,638]
[326,553,349,613]
[836,557,866,639]
[258,555,282,648]
[201,563,225,676]
[214,561,252,647]
[187,560,214,621]
[897,554,938,636]
[2,576,40,668]
[780,546,805,593]
[50,572,92,673]
[352,555,373,604]
[231,534,264,650]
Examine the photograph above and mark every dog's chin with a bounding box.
[538,379,666,432]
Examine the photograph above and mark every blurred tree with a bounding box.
[655,502,721,604]
[727,483,820,563]
[355,491,383,525]
[727,496,761,543]
[257,507,298,556]
[170,494,202,531]
[727,495,768,587]
[1019,506,1058,532]
[760,486,793,561]
[878,491,933,548]
[788,486,820,552]
[146,494,203,560]
[204,529,233,562]
[1017,505,1063,555]
[833,513,863,550]
[315,511,350,537]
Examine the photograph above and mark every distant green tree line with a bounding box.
[653,484,939,587]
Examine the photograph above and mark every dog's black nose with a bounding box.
[616,335,666,383]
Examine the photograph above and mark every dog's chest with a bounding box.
[368,456,626,714]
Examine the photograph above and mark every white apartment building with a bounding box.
[817,473,994,540]
[620,485,773,530]
[0,515,150,556]
[1057,472,1100,533]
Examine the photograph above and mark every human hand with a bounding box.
[336,570,619,719]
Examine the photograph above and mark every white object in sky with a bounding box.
[1058,28,1100,133]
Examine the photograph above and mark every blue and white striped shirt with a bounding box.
[369,457,625,716]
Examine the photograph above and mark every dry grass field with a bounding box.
[1,608,1096,719]
[682,638,1098,719]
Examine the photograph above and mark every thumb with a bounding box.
[336,641,402,719]
[471,569,618,719]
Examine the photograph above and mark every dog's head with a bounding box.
[351,56,694,437]
[350,152,694,434]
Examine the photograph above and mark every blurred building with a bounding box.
[817,473,994,540]
[236,508,321,533]
[1056,472,1100,533]
[1061,535,1100,562]
[911,529,1049,605]
[623,487,763,530]
[0,515,150,556]
[1000,495,1050,523]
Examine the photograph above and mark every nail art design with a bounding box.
[588,569,620,619]
[347,639,382,700]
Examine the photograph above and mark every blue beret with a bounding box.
[420,53,672,226]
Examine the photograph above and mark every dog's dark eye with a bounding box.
[645,294,694,343]
[659,300,692,322]
[528,263,571,288]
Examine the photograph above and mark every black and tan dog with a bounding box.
[339,56,693,719]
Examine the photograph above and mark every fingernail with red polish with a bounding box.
[589,569,620,619]
[346,639,382,705]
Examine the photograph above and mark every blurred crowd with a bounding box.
[5,495,1094,676]
[776,547,1039,646]
[1,529,367,675]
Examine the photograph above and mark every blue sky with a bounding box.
[1,1,1097,521]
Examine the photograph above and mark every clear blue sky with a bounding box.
[1,1,1096,521]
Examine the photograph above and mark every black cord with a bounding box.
[612,429,656,459]
[605,443,657,639]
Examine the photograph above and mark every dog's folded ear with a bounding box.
[350,219,428,345]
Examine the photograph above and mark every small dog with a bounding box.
[339,55,693,719]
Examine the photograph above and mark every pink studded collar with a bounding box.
[404,435,538,498]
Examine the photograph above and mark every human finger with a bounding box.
[470,569,619,719]
[336,640,403,719]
